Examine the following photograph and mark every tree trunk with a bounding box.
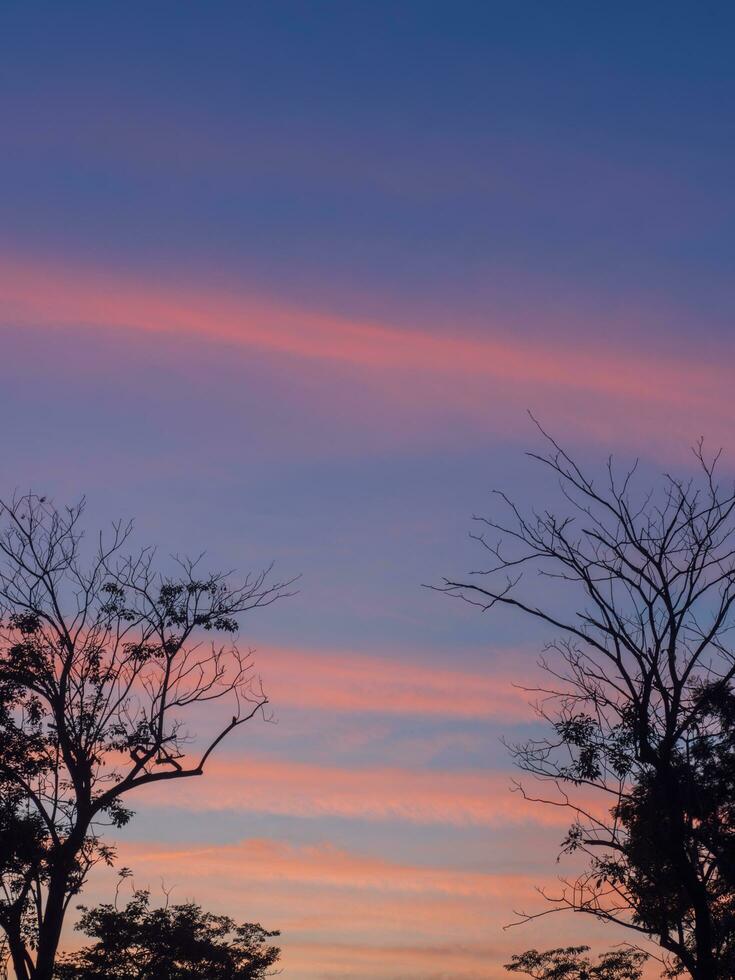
[32,869,69,980]
[5,921,31,980]
[691,907,718,980]
[662,772,718,980]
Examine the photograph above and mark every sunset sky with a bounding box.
[2,3,735,978]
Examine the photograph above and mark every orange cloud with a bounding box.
[280,941,513,980]
[88,838,538,978]
[259,646,535,721]
[132,753,579,827]
[78,837,642,980]
[121,837,533,900]
[276,940,664,980]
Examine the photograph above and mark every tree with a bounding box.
[0,494,293,980]
[438,429,735,979]
[54,889,280,979]
[505,945,647,980]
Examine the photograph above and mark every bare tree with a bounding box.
[437,427,735,980]
[0,494,294,980]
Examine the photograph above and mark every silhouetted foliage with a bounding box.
[0,495,293,980]
[505,945,646,980]
[53,890,280,979]
[439,426,735,979]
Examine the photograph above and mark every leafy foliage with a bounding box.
[54,891,280,980]
[505,945,647,980]
[440,431,735,978]
[0,495,292,979]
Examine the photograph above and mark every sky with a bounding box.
[2,2,735,977]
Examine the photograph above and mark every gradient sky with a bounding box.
[2,3,735,977]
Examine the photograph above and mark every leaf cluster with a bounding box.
[54,891,280,980]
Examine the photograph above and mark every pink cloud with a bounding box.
[133,753,578,827]
[1,253,729,425]
[5,251,731,469]
[90,838,540,978]
[121,837,533,900]
[275,940,664,980]
[259,646,535,722]
[79,837,649,980]
[279,941,516,980]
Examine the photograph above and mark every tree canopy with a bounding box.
[0,494,292,980]
[505,945,646,980]
[440,430,735,979]
[54,890,280,980]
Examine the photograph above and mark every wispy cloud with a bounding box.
[1,254,729,437]
[134,754,572,827]
[259,646,535,722]
[88,837,589,980]
[121,836,534,899]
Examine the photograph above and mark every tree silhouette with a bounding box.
[0,495,293,980]
[54,889,280,979]
[438,428,735,979]
[505,945,646,980]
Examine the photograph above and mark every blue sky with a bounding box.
[2,3,735,977]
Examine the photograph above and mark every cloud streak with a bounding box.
[134,754,574,827]
[260,646,535,722]
[87,837,590,980]
[100,839,536,978]
[1,253,729,423]
[121,836,533,900]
